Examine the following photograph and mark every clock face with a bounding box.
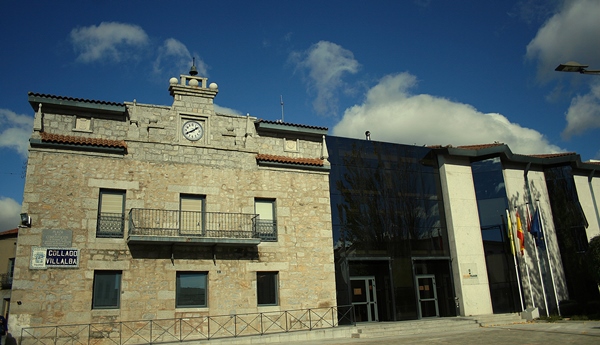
[182,120,204,141]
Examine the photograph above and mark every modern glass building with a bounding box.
[327,136,454,321]
[328,136,600,321]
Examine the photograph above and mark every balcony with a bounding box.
[127,209,277,246]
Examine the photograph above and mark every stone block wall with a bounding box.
[11,76,336,334]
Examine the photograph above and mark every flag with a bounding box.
[530,208,546,250]
[505,209,516,256]
[515,210,525,255]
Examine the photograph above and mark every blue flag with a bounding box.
[530,209,546,250]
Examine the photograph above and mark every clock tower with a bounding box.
[168,64,218,145]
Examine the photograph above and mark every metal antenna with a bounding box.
[280,95,284,122]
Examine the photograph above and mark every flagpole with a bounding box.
[525,257,535,309]
[536,199,561,316]
[506,209,524,311]
[527,202,549,316]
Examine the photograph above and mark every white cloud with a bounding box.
[70,22,149,63]
[333,73,563,155]
[525,0,600,139]
[562,82,600,139]
[526,0,600,82]
[0,109,33,158]
[214,104,242,116]
[153,38,208,79]
[291,41,360,116]
[0,197,21,232]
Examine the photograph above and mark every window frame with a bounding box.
[176,271,208,308]
[97,189,126,238]
[257,271,279,306]
[255,198,277,242]
[179,194,206,235]
[92,270,122,309]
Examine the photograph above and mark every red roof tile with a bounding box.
[455,143,505,150]
[0,228,18,236]
[40,132,127,149]
[527,152,577,159]
[256,119,328,131]
[256,154,324,166]
[427,143,505,150]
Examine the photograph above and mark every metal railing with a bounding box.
[97,212,125,238]
[19,305,355,345]
[128,209,273,240]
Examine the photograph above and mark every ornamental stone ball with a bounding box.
[209,82,218,89]
[169,77,178,85]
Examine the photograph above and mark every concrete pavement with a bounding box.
[293,321,600,345]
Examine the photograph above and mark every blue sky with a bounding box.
[1,0,600,231]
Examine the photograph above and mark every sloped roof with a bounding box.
[256,154,324,167]
[527,152,578,159]
[256,119,328,131]
[0,228,18,237]
[40,132,127,149]
[28,92,125,107]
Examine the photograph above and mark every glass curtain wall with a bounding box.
[327,137,452,321]
[471,158,520,313]
[545,166,599,307]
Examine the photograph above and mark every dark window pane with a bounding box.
[93,271,121,309]
[257,272,278,306]
[176,272,207,308]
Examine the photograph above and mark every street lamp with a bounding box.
[555,61,600,75]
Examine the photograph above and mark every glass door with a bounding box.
[416,274,439,318]
[350,276,378,322]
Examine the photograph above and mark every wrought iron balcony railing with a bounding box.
[97,212,125,238]
[19,305,355,345]
[127,208,277,245]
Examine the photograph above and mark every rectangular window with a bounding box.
[7,258,15,278]
[257,271,278,306]
[180,194,205,235]
[176,272,208,308]
[97,189,125,238]
[255,198,277,241]
[92,271,122,309]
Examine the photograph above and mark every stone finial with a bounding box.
[33,103,43,131]
[321,135,329,161]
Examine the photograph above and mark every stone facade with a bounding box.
[11,73,336,334]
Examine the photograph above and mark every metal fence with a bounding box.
[19,305,355,345]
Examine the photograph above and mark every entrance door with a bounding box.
[350,276,378,322]
[416,274,439,318]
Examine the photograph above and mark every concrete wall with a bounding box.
[437,155,493,316]
[574,174,600,240]
[503,165,568,313]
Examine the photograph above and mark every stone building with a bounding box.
[0,228,18,319]
[10,71,336,335]
[8,68,600,344]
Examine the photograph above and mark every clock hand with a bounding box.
[186,127,198,134]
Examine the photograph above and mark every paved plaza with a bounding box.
[295,321,600,345]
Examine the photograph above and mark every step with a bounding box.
[351,318,480,338]
[465,313,527,327]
